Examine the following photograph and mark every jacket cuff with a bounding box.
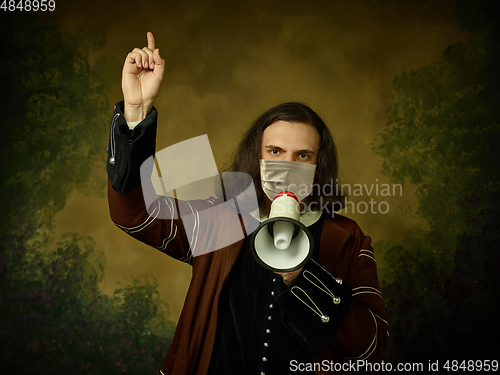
[275,259,352,357]
[106,101,158,193]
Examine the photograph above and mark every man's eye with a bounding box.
[270,150,280,155]
[299,154,309,159]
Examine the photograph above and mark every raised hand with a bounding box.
[122,32,165,122]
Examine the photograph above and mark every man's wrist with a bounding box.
[124,102,153,123]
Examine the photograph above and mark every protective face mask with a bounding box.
[260,159,316,202]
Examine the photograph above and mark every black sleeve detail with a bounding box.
[275,259,352,357]
[106,101,158,193]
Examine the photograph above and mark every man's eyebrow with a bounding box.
[264,145,285,151]
[296,149,316,154]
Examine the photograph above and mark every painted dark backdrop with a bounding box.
[1,0,498,373]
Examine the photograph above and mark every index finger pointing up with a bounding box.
[147,31,156,51]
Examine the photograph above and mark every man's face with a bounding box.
[260,120,320,164]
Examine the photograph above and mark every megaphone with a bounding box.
[250,191,314,272]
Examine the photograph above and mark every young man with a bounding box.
[107,32,388,375]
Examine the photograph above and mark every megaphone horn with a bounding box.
[250,191,314,272]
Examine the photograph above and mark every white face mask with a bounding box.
[260,159,316,202]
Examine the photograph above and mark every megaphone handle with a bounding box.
[274,267,304,287]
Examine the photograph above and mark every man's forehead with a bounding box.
[261,121,320,149]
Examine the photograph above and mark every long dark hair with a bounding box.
[222,102,346,214]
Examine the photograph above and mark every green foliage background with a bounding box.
[0,12,175,374]
[373,0,500,362]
